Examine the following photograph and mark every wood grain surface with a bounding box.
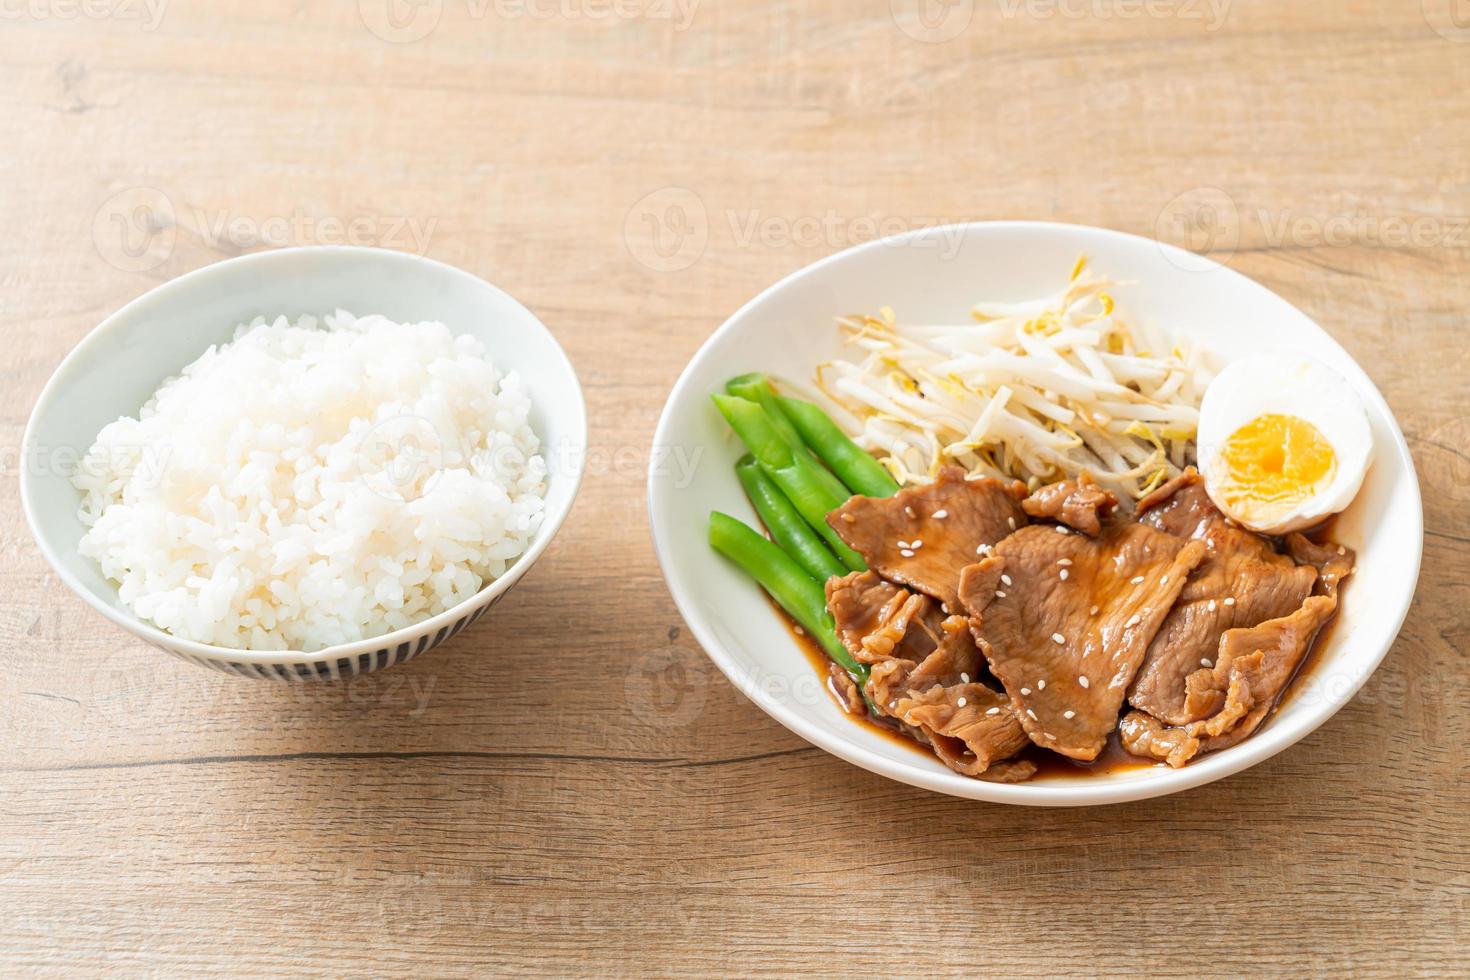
[2,1,1467,975]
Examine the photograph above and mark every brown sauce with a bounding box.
[771,510,1350,781]
[1267,515,1348,715]
[776,599,1156,780]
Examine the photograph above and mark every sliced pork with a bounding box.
[957,522,1207,761]
[826,660,865,715]
[1195,593,1342,723]
[1122,539,1353,767]
[872,618,1033,778]
[1118,710,1200,768]
[1286,533,1355,601]
[827,570,943,665]
[818,466,1356,780]
[827,466,1027,609]
[826,571,1030,780]
[1128,470,1318,725]
[1021,473,1118,537]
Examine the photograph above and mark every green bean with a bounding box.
[708,511,867,680]
[735,455,847,582]
[726,372,803,447]
[725,373,850,503]
[711,394,866,571]
[778,395,901,499]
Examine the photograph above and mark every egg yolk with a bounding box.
[1217,413,1337,511]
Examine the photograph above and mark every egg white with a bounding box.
[1197,352,1374,535]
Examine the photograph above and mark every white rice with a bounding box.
[73,311,547,652]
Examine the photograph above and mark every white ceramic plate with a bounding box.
[648,221,1422,806]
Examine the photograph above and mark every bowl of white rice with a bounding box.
[21,246,586,680]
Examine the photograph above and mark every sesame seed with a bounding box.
[1201,658,1213,667]
[1027,709,1038,720]
[1131,575,1145,584]
[1063,710,1075,719]
[1057,558,1073,566]
[1008,516,1017,530]
[900,549,915,558]
[976,543,992,556]
[1161,574,1169,585]
[956,697,967,708]
[1037,679,1046,690]
[1125,614,1141,628]
[995,590,1007,598]
[1051,633,1065,645]
[1078,676,1090,688]
[986,706,1000,716]
[911,540,923,549]
[1089,605,1100,615]
[794,625,805,635]
[1224,597,1236,607]
[896,540,909,549]
[1020,687,1031,696]
[933,509,948,519]
[1207,599,1217,612]
[840,513,855,523]
[1043,732,1056,740]
[1001,574,1013,586]
[904,506,916,519]
[1060,569,1069,580]
[1337,545,1346,555]
[941,603,950,614]
[960,672,969,683]
[1055,525,1070,534]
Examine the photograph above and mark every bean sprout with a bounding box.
[814,257,1215,498]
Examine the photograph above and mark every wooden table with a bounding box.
[3,2,1467,975]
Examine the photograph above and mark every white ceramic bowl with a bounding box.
[649,221,1422,806]
[22,246,587,681]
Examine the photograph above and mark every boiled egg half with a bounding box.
[1197,353,1373,535]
